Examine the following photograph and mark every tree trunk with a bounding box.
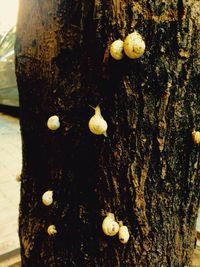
[15,1,200,266]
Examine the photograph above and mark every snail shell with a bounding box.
[124,32,145,59]
[110,39,124,60]
[47,115,60,131]
[88,105,108,137]
[102,215,119,236]
[118,225,130,244]
[47,225,57,236]
[192,131,200,144]
[16,173,22,182]
[42,190,53,206]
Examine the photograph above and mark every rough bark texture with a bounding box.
[15,1,200,266]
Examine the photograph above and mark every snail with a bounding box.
[192,130,200,144]
[110,39,124,60]
[118,224,130,244]
[47,225,57,236]
[102,213,119,236]
[47,115,60,131]
[88,105,108,137]
[42,190,53,206]
[123,32,145,59]
[16,173,22,182]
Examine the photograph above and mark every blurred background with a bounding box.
[0,0,19,35]
[0,1,21,266]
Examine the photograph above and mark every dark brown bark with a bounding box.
[15,1,200,266]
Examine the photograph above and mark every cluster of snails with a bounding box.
[46,33,145,135]
[102,213,130,244]
[110,31,146,60]
[43,109,108,236]
[23,49,199,242]
[47,105,108,137]
[42,117,60,235]
[88,33,143,244]
[42,190,57,236]
[33,116,200,240]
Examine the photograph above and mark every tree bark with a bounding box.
[15,1,200,266]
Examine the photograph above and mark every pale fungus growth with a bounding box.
[88,105,108,137]
[192,130,200,144]
[123,31,145,59]
[118,225,130,244]
[42,190,53,206]
[47,225,57,236]
[102,213,119,236]
[110,39,124,60]
[47,115,60,131]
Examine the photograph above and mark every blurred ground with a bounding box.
[0,109,199,267]
[0,110,21,266]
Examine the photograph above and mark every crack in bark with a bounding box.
[123,75,139,129]
[157,81,172,153]
[112,0,127,38]
[128,149,152,240]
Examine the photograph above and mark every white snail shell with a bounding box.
[42,190,53,206]
[124,32,145,59]
[110,39,124,60]
[47,225,57,236]
[47,115,60,131]
[192,131,200,144]
[88,105,108,137]
[102,215,119,236]
[118,225,130,244]
[16,173,22,182]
